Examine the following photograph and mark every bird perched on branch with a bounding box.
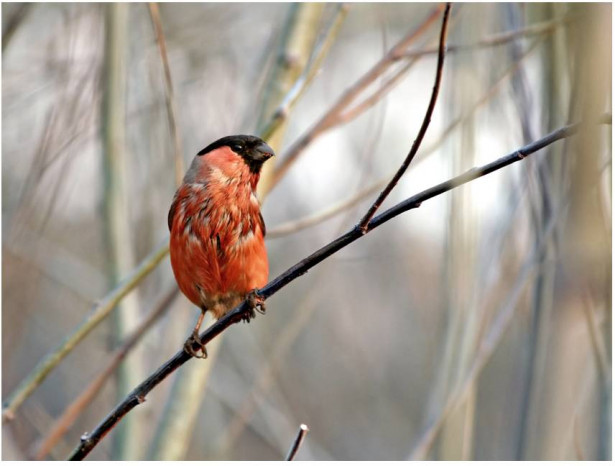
[168,135,274,358]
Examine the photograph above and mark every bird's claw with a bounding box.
[183,332,208,359]
[244,290,266,323]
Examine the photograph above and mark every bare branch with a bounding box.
[2,238,170,422]
[267,180,383,238]
[269,37,543,239]
[148,3,185,187]
[401,14,575,59]
[67,115,611,460]
[285,424,309,461]
[269,4,445,190]
[358,3,451,230]
[33,288,178,460]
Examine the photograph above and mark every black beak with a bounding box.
[255,142,275,161]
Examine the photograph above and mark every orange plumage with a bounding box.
[168,135,274,356]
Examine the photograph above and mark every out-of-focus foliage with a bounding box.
[2,3,611,460]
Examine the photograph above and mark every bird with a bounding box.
[168,135,274,358]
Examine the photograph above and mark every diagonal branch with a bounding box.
[2,238,170,423]
[285,424,309,460]
[33,287,178,460]
[268,4,446,190]
[358,2,451,230]
[401,14,576,59]
[67,114,611,460]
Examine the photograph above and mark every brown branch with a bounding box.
[67,113,610,460]
[285,424,309,460]
[33,287,178,460]
[269,37,542,240]
[400,14,575,59]
[2,239,170,423]
[358,3,451,230]
[268,4,445,190]
[148,3,184,187]
[267,180,383,238]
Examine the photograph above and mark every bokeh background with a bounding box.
[2,2,611,461]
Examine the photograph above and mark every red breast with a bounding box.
[168,136,274,318]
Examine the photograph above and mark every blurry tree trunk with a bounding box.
[514,3,568,460]
[256,3,326,200]
[101,3,144,460]
[563,4,611,460]
[148,332,222,460]
[432,4,487,459]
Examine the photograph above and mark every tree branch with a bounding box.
[2,238,170,423]
[358,2,451,230]
[400,13,576,59]
[67,114,610,460]
[33,287,178,460]
[148,2,185,188]
[268,4,445,191]
[285,424,309,460]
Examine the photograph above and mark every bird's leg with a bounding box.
[184,308,208,359]
[243,289,266,323]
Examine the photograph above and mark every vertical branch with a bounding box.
[515,4,577,459]
[148,2,184,187]
[101,3,144,459]
[435,5,482,459]
[563,4,612,459]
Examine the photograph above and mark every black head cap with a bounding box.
[197,135,275,173]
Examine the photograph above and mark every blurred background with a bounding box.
[2,2,611,461]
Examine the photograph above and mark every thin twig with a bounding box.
[285,424,309,460]
[2,238,170,422]
[400,14,575,59]
[268,4,445,191]
[67,115,610,460]
[267,181,383,238]
[33,287,178,460]
[268,37,543,240]
[358,3,451,231]
[148,2,184,187]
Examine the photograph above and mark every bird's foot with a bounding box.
[243,290,266,323]
[183,331,208,359]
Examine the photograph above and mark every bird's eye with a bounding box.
[231,144,244,153]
